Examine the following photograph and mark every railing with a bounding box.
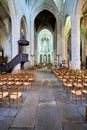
[3,53,28,72]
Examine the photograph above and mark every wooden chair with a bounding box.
[82,78,87,102]
[57,73,64,81]
[65,77,74,94]
[14,77,23,91]
[23,77,31,91]
[62,75,69,89]
[0,81,8,107]
[83,77,87,88]
[7,85,23,108]
[70,78,83,104]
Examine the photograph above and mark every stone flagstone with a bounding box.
[11,91,39,128]
[39,86,54,101]
[63,122,87,130]
[3,108,18,117]
[56,102,83,123]
[35,101,62,130]
[0,70,87,130]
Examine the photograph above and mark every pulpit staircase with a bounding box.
[3,53,28,72]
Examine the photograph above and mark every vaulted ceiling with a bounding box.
[35,10,56,31]
[0,0,87,33]
[81,0,87,14]
[0,0,9,18]
[25,0,60,12]
[0,0,10,36]
[27,0,59,31]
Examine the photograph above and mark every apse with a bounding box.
[37,29,53,64]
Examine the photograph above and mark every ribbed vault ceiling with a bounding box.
[35,10,56,31]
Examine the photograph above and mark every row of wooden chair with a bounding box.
[53,68,87,104]
[0,70,36,108]
[0,84,23,108]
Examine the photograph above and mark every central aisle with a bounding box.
[10,70,87,130]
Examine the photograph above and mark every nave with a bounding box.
[0,69,87,130]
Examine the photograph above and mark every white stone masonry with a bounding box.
[71,14,80,69]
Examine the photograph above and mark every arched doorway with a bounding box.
[40,54,42,63]
[43,54,47,63]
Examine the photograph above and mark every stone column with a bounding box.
[56,16,62,64]
[60,16,66,60]
[53,24,57,65]
[30,16,34,66]
[83,16,87,69]
[71,14,80,69]
[11,16,20,70]
[26,23,31,62]
[8,0,21,70]
[11,16,20,57]
[81,36,85,68]
[61,38,66,61]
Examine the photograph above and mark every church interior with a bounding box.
[0,0,87,130]
[0,0,87,71]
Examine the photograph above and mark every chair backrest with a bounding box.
[76,77,83,85]
[74,78,83,93]
[7,85,18,96]
[67,77,74,84]
[0,86,3,97]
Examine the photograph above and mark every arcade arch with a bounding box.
[34,9,56,65]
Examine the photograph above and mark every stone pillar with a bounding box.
[83,16,87,69]
[81,37,85,69]
[34,31,37,64]
[26,24,30,62]
[61,38,66,61]
[12,18,20,57]
[11,16,21,70]
[71,14,80,69]
[30,16,34,66]
[60,22,66,63]
[53,24,57,65]
[8,0,21,70]
[56,16,62,64]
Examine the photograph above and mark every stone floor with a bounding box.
[0,69,87,130]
